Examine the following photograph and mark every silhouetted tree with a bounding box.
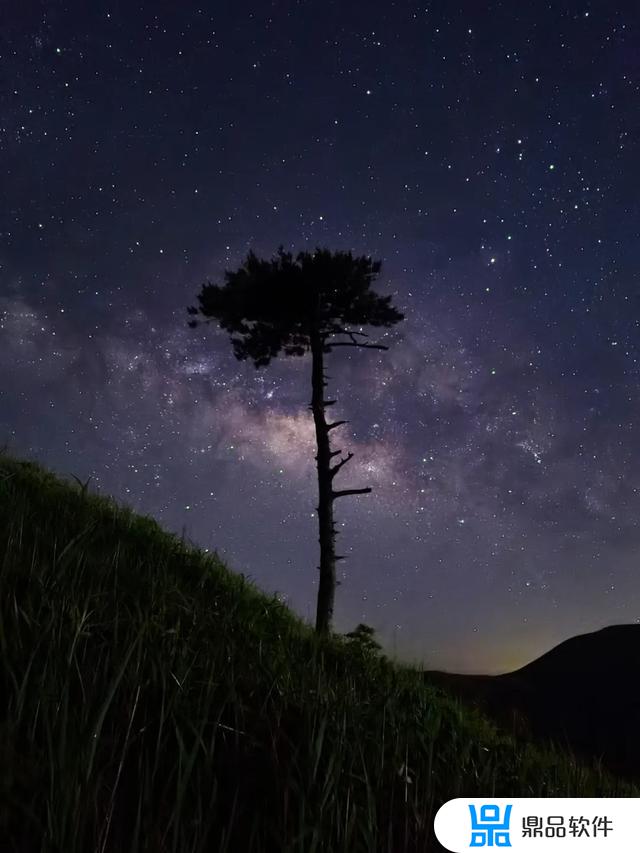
[187,247,404,635]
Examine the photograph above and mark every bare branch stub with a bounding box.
[326,341,389,351]
[329,452,354,479]
[332,487,372,499]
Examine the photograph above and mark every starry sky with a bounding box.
[2,1,640,673]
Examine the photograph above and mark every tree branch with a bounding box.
[308,400,337,410]
[326,341,388,351]
[327,419,348,431]
[332,328,369,339]
[329,452,354,478]
[332,487,372,499]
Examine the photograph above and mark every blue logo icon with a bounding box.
[469,804,512,847]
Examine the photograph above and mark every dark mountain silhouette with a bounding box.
[425,624,640,779]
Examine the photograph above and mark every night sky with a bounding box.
[2,1,640,673]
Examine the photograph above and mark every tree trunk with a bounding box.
[310,330,336,635]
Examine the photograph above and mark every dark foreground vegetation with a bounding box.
[0,453,634,852]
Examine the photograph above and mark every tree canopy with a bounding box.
[187,247,403,366]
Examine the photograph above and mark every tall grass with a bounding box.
[0,454,633,852]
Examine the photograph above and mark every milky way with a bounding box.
[2,2,640,672]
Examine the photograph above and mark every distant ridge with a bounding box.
[426,624,640,778]
[512,623,640,681]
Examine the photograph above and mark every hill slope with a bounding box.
[0,453,633,852]
[504,625,640,776]
[426,625,640,780]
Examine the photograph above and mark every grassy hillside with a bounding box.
[0,453,633,852]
